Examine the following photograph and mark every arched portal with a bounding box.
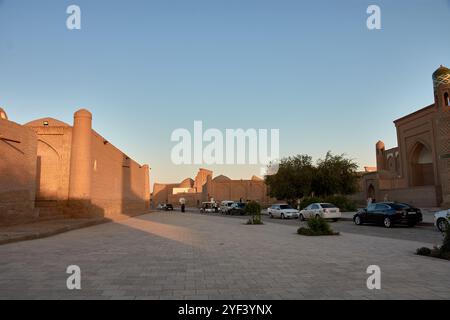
[410,142,434,186]
[36,140,61,200]
[367,184,375,199]
[387,156,395,172]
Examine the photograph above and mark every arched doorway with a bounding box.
[410,142,434,186]
[367,184,375,199]
[36,140,61,200]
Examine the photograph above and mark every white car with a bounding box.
[200,202,217,214]
[434,210,450,232]
[220,201,235,214]
[299,203,341,221]
[268,204,299,219]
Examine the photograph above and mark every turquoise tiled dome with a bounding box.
[433,65,450,89]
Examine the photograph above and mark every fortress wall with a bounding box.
[152,183,178,206]
[90,131,149,218]
[0,119,38,224]
[380,185,439,207]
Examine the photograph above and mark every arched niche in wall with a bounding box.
[409,141,434,187]
[36,139,61,201]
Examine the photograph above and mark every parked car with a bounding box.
[157,203,173,211]
[434,210,450,232]
[220,201,235,214]
[299,203,341,222]
[353,202,422,228]
[200,202,217,214]
[268,204,299,219]
[228,202,246,216]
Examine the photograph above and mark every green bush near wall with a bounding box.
[297,216,340,236]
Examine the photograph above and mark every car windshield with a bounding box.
[389,203,411,210]
[236,203,245,208]
[321,203,337,209]
[280,205,293,210]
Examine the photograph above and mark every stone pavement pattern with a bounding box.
[0,212,449,300]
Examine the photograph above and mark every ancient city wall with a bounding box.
[90,131,150,218]
[153,183,178,206]
[380,185,439,207]
[1,109,150,222]
[0,119,38,224]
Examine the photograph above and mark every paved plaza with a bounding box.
[0,212,449,300]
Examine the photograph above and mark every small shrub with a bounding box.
[416,227,450,260]
[246,218,264,225]
[430,247,443,258]
[297,216,339,236]
[440,225,450,253]
[245,201,263,225]
[297,227,315,236]
[307,216,332,234]
[416,247,432,256]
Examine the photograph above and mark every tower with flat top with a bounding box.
[68,109,93,216]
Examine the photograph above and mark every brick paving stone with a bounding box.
[0,212,449,300]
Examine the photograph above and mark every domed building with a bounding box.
[433,65,450,90]
[1,107,150,224]
[179,178,194,188]
[359,65,450,207]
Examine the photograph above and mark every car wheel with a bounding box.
[383,217,392,228]
[354,216,362,225]
[269,213,273,219]
[408,222,416,228]
[332,218,339,222]
[299,214,305,221]
[281,213,285,220]
[315,215,320,219]
[437,218,449,233]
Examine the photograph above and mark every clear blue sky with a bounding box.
[1,0,450,185]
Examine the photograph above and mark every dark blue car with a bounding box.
[353,202,422,228]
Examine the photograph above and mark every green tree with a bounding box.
[264,155,314,204]
[313,152,359,197]
[264,152,359,203]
